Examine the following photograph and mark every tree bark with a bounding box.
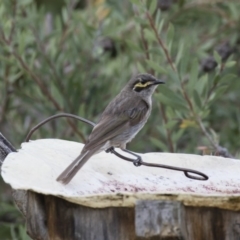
[0,132,27,217]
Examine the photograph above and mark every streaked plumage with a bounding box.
[56,73,164,184]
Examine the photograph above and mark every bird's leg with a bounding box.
[120,148,142,167]
[106,147,142,167]
[106,147,115,153]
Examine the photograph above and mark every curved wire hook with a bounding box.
[25,113,95,142]
[108,148,208,181]
[25,113,208,181]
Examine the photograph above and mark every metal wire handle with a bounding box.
[25,113,208,181]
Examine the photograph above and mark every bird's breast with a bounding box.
[111,112,150,147]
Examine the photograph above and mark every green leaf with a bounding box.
[9,71,23,84]
[176,41,184,66]
[172,129,185,142]
[212,74,220,86]
[130,0,142,5]
[126,40,141,51]
[200,39,215,51]
[200,108,210,118]
[219,73,237,83]
[62,8,68,24]
[157,19,164,34]
[193,90,202,109]
[164,119,178,130]
[135,16,147,25]
[160,86,178,99]
[149,0,157,15]
[18,0,33,6]
[156,90,188,111]
[188,58,199,93]
[213,51,221,65]
[215,85,229,99]
[167,40,173,54]
[194,74,208,95]
[168,70,181,86]
[209,85,228,103]
[19,225,31,240]
[179,52,190,76]
[150,137,169,151]
[145,59,167,74]
[225,61,236,68]
[155,9,161,26]
[166,23,174,43]
[137,62,146,72]
[143,28,156,42]
[229,2,239,20]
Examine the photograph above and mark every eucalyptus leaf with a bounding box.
[158,19,164,34]
[130,0,142,5]
[164,119,178,129]
[193,89,202,109]
[166,23,174,43]
[149,0,157,15]
[225,61,236,68]
[143,28,156,42]
[188,58,199,94]
[175,41,184,66]
[213,51,221,65]
[155,9,161,26]
[219,74,237,83]
[137,62,146,73]
[145,59,167,74]
[156,92,188,111]
[150,137,168,151]
[194,74,208,96]
[172,129,185,143]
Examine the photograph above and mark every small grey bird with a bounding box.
[56,73,165,184]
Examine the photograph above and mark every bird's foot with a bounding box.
[133,157,142,167]
[106,147,114,153]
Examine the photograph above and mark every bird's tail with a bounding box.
[56,150,93,185]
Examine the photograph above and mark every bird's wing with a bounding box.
[83,98,149,151]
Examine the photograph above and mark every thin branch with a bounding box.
[140,27,150,61]
[146,11,177,72]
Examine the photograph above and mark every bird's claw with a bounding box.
[133,157,142,167]
[106,147,114,153]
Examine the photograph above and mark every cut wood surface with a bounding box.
[1,139,240,210]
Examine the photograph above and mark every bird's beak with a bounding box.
[153,79,165,85]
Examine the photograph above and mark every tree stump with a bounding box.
[1,137,240,240]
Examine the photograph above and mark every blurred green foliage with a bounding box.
[0,0,240,238]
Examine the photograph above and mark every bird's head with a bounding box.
[128,73,165,97]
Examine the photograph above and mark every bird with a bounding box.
[56,73,165,184]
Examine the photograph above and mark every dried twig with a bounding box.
[146,11,177,72]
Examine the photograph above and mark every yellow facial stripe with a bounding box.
[134,81,151,88]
